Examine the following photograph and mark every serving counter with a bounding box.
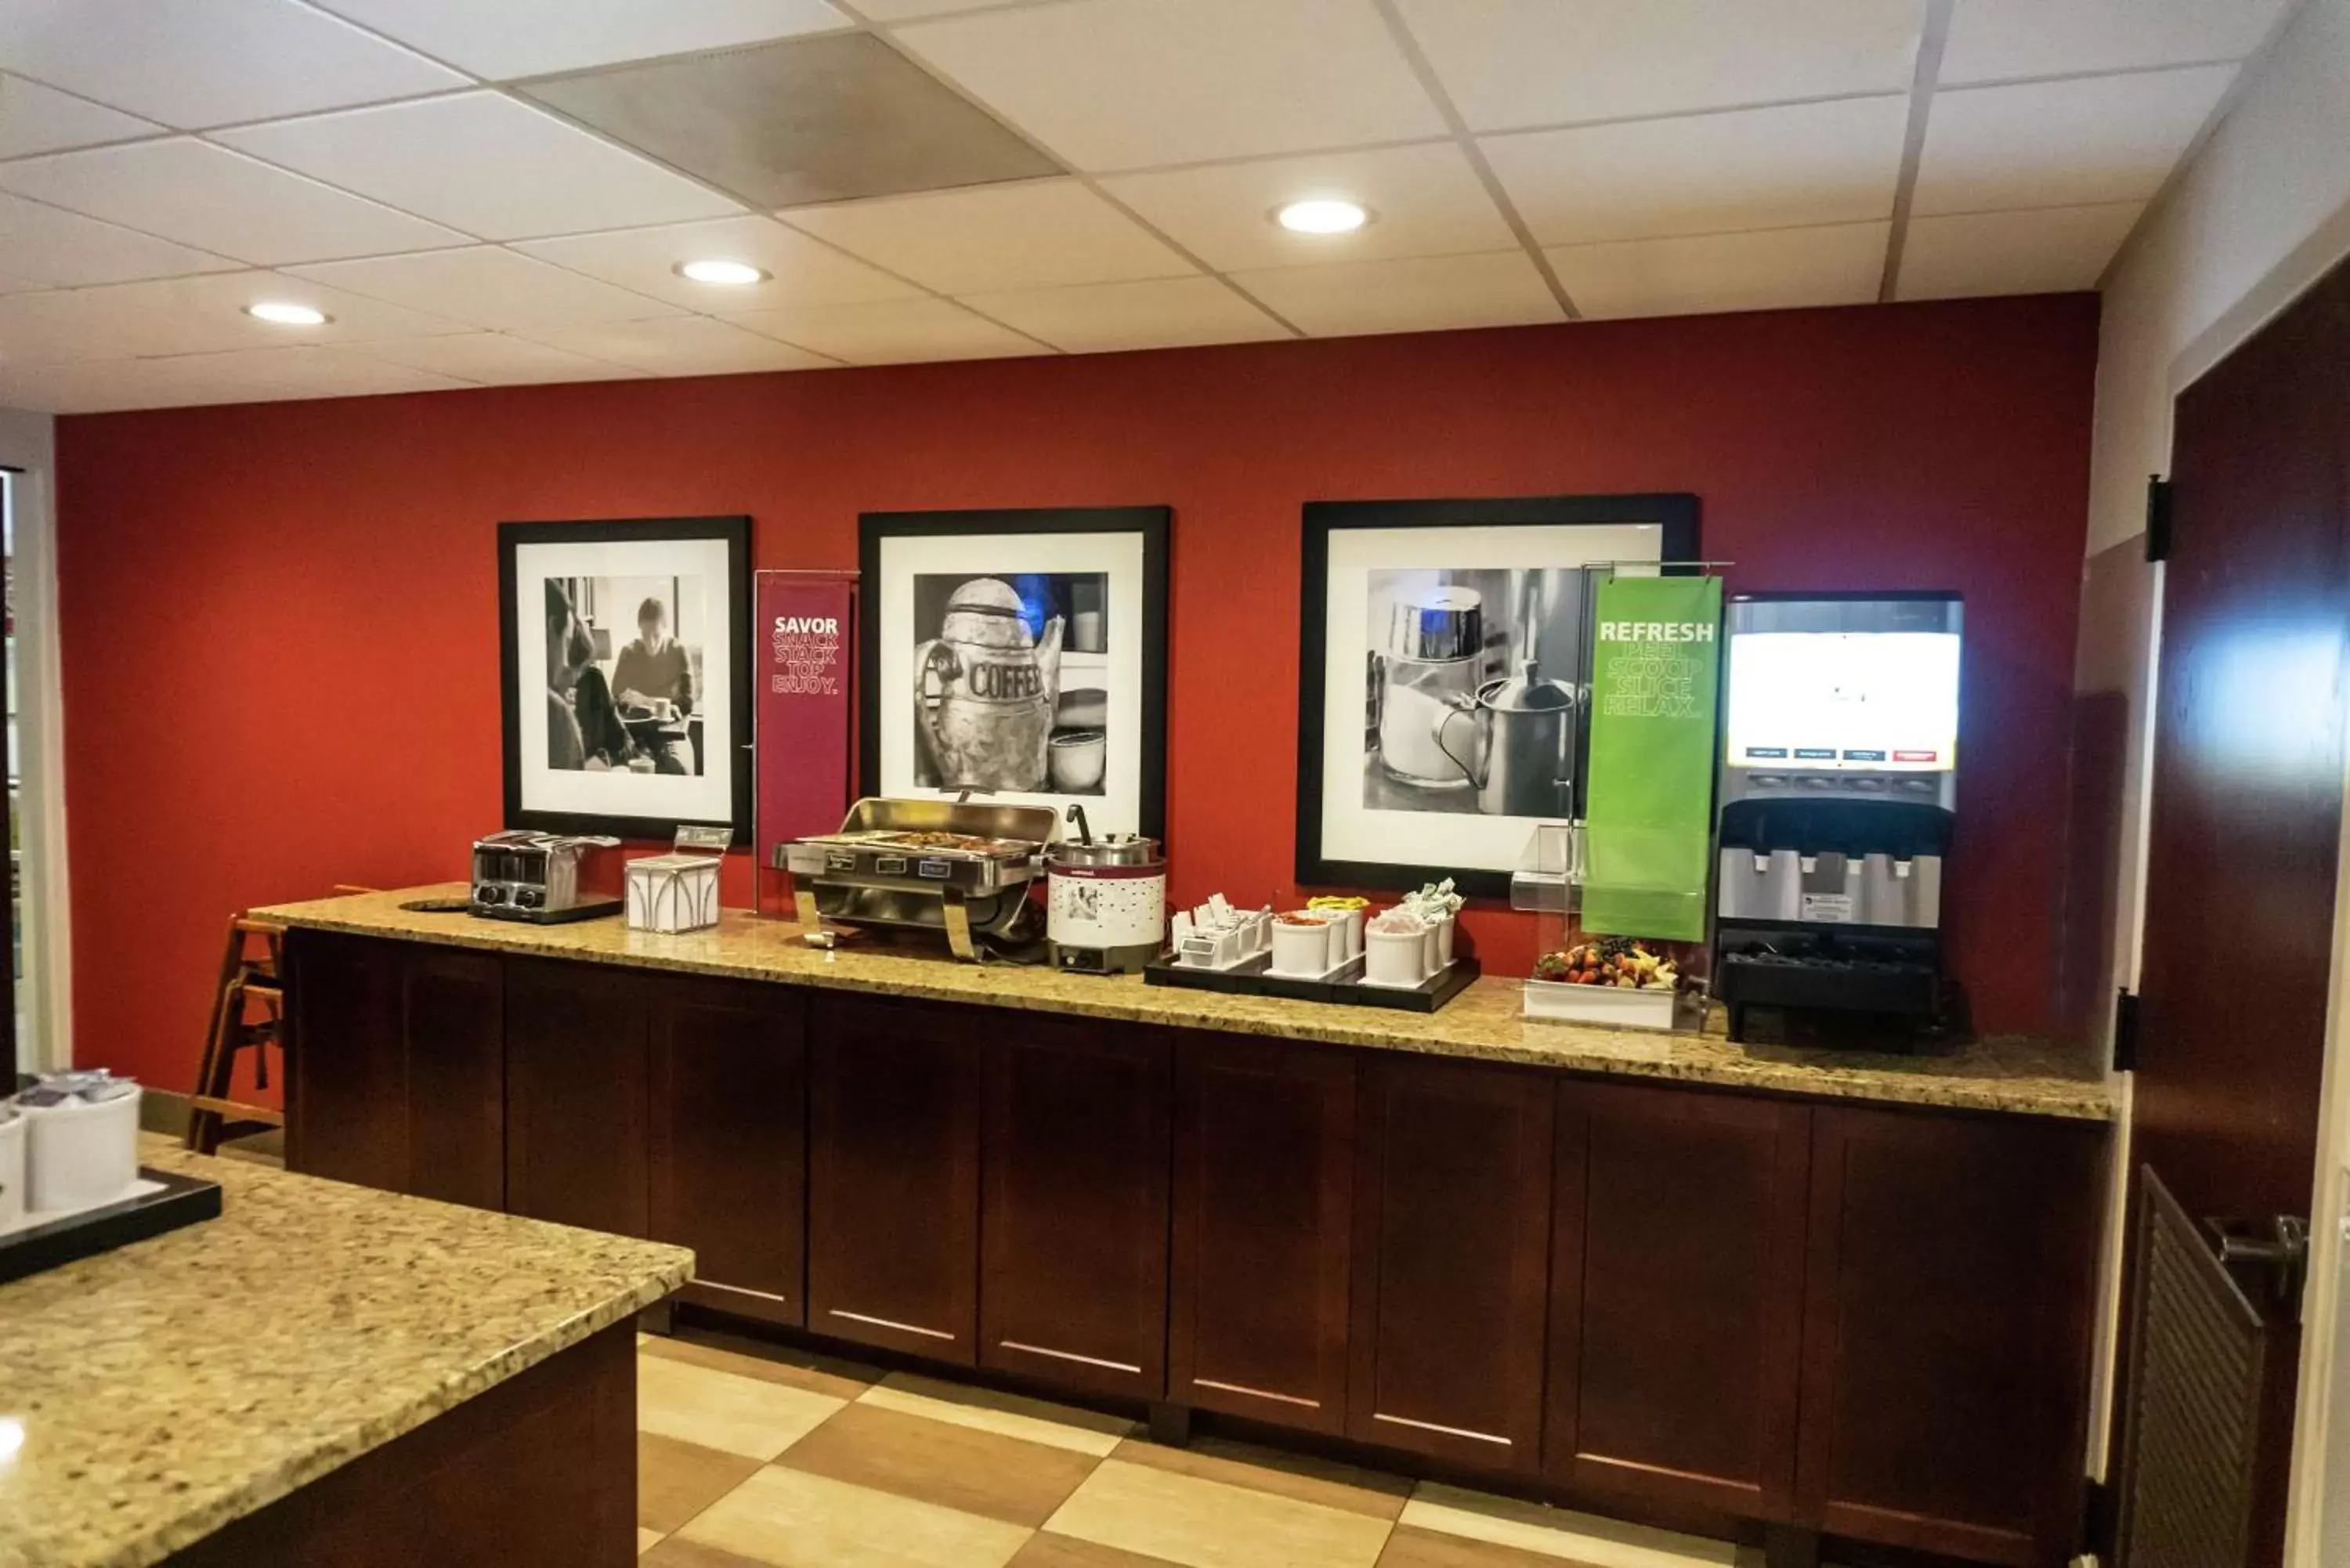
[0,1143,689,1568]
[256,884,2113,1568]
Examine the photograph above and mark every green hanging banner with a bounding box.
[1581,574,1723,941]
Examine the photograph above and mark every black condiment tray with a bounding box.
[1145,953,1479,1013]
[0,1168,223,1285]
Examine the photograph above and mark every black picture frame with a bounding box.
[499,515,753,844]
[859,507,1171,840]
[1296,493,1701,898]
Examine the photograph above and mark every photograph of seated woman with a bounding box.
[544,582,703,776]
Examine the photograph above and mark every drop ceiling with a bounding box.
[0,0,2301,413]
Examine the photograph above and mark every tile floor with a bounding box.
[631,1325,1762,1568]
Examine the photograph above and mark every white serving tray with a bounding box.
[1523,978,1681,1031]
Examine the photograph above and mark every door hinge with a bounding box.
[2111,988,2138,1073]
[2144,475,2173,562]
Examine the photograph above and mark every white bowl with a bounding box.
[24,1088,141,1215]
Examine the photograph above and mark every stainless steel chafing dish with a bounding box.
[781,796,1058,959]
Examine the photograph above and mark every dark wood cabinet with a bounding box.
[287,933,501,1209]
[1169,1033,1355,1435]
[649,977,807,1328]
[1348,1055,1554,1474]
[1797,1106,2102,1567]
[807,995,982,1363]
[979,1019,1171,1398]
[1548,1080,1810,1519]
[504,959,649,1238]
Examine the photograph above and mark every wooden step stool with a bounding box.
[185,914,287,1154]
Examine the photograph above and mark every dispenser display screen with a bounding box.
[1726,630,1960,771]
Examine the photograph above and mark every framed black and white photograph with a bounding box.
[861,508,1170,838]
[1297,493,1699,897]
[500,515,752,843]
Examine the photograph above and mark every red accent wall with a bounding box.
[55,296,2097,1093]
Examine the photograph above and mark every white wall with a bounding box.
[0,405,70,1074]
[2072,0,2350,1555]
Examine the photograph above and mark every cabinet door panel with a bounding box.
[504,959,649,1237]
[980,1021,1170,1398]
[286,932,407,1191]
[1349,1056,1553,1473]
[808,996,981,1363]
[1170,1034,1354,1434]
[402,948,504,1212]
[1549,1082,1809,1518]
[1798,1107,2102,1567]
[649,979,807,1326]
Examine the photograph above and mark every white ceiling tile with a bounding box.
[781,182,1194,294]
[1940,0,2292,85]
[894,0,1447,171]
[0,270,468,364]
[283,246,680,332]
[215,92,743,241]
[309,0,850,80]
[0,0,465,131]
[346,332,649,385]
[1484,95,1909,246]
[725,297,1049,364]
[1896,201,2145,299]
[1395,0,1923,132]
[957,277,1289,354]
[1229,251,1563,338]
[1913,67,2235,215]
[515,215,919,310]
[1546,221,1889,320]
[0,191,241,291]
[523,315,835,374]
[0,73,164,159]
[0,139,468,264]
[0,347,467,413]
[1101,143,1516,272]
[856,0,997,17]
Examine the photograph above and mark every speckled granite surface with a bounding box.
[0,1145,691,1568]
[258,885,2111,1122]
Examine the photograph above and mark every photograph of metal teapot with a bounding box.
[912,572,1111,795]
[1364,566,1594,820]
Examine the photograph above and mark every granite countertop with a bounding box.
[0,1146,692,1568]
[258,885,2112,1122]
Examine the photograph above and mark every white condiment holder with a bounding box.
[1170,896,1272,970]
[19,1083,142,1216]
[0,1107,23,1232]
[627,824,730,933]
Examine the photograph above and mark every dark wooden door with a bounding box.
[1548,1080,1809,1519]
[1348,1054,1553,1474]
[504,958,649,1237]
[1798,1106,2103,1567]
[649,977,807,1327]
[807,995,982,1363]
[1170,1034,1356,1435]
[401,948,504,1211]
[2129,253,2350,1566]
[979,1019,1170,1398]
[286,931,407,1190]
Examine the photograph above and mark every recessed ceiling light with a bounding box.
[675,258,769,287]
[1274,198,1369,235]
[244,301,330,327]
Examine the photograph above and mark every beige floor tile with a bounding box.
[1010,1534,1184,1566]
[858,1371,1136,1458]
[642,1431,768,1534]
[1376,1523,1594,1568]
[1045,1457,1392,1568]
[641,1526,668,1554]
[779,1401,1101,1526]
[1398,1485,1734,1568]
[679,1464,1033,1568]
[642,1537,776,1568]
[638,1351,848,1461]
[645,1328,880,1402]
[1112,1436,1413,1521]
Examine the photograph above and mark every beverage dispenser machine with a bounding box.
[1712,592,1961,1042]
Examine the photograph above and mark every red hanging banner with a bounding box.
[756,571,856,893]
